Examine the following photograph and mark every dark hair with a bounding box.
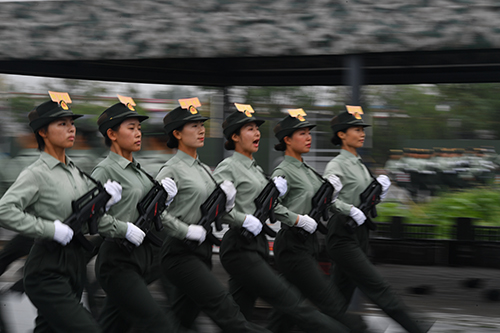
[166,124,186,149]
[35,127,48,151]
[330,130,344,146]
[104,122,123,147]
[274,139,286,151]
[224,127,241,151]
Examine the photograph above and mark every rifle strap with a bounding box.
[74,165,101,187]
[359,158,377,181]
[136,163,159,186]
[195,159,219,187]
[303,162,327,184]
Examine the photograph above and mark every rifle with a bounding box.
[185,186,226,249]
[120,180,167,253]
[296,181,333,242]
[46,179,111,252]
[344,179,382,233]
[240,179,280,242]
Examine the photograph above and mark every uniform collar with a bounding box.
[233,151,256,169]
[40,151,74,170]
[339,149,363,163]
[108,151,137,170]
[176,149,199,167]
[283,155,304,168]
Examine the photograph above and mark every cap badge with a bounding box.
[189,105,199,114]
[288,108,306,122]
[179,97,202,113]
[235,103,254,118]
[117,94,136,111]
[346,105,364,120]
[49,91,72,110]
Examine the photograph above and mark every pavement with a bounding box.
[0,255,499,333]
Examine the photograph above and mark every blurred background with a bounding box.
[1,0,500,330]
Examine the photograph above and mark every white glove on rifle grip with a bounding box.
[296,215,317,234]
[219,180,236,212]
[186,225,207,244]
[327,174,343,203]
[349,206,366,226]
[273,176,287,197]
[125,222,145,247]
[242,215,262,236]
[53,220,74,245]
[376,175,391,200]
[104,180,122,212]
[161,177,178,206]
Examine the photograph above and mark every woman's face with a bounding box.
[233,122,261,155]
[286,127,312,155]
[175,121,205,149]
[111,118,142,152]
[339,126,365,149]
[42,116,76,150]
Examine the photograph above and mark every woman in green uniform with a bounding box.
[158,103,269,333]
[92,99,177,333]
[325,109,428,333]
[268,111,368,333]
[0,96,135,333]
[212,106,349,333]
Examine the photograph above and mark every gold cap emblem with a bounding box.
[49,91,72,109]
[117,95,136,111]
[346,105,364,120]
[235,103,254,117]
[288,108,307,122]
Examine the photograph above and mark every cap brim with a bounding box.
[29,112,84,132]
[223,118,265,139]
[275,123,315,141]
[163,115,209,134]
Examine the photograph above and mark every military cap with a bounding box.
[274,109,316,141]
[222,103,265,140]
[28,91,83,133]
[163,98,208,135]
[330,106,370,134]
[97,95,148,136]
[389,149,403,155]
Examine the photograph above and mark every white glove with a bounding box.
[53,220,74,245]
[349,206,366,226]
[273,176,287,197]
[161,177,177,206]
[104,180,122,212]
[242,214,263,236]
[296,215,317,234]
[125,222,145,247]
[219,180,236,212]
[186,225,207,244]
[376,175,391,200]
[327,174,343,203]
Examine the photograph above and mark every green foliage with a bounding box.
[376,188,500,238]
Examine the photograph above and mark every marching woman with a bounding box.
[325,108,429,333]
[157,100,270,333]
[268,110,368,333]
[212,105,349,333]
[92,96,177,333]
[0,93,138,333]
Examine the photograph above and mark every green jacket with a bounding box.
[156,150,216,240]
[92,151,156,235]
[324,150,372,216]
[0,152,127,240]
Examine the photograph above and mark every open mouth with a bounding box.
[253,139,260,147]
